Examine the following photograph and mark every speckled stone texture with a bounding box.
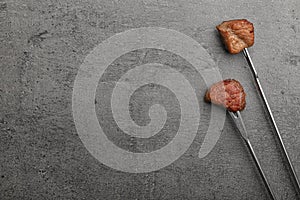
[1,0,300,199]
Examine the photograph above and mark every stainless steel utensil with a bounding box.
[229,111,277,200]
[242,48,300,193]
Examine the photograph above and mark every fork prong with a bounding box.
[229,111,248,140]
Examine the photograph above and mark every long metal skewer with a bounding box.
[229,111,277,200]
[243,48,300,192]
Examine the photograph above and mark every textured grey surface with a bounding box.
[1,0,300,199]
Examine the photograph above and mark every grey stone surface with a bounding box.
[1,0,300,199]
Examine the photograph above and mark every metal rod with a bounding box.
[245,139,276,200]
[242,48,300,192]
[229,111,277,200]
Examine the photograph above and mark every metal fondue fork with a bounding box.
[229,111,277,200]
[242,48,300,193]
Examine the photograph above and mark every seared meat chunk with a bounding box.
[216,19,254,54]
[205,79,246,112]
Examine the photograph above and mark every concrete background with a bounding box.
[1,0,300,199]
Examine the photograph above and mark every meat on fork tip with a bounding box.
[216,19,254,54]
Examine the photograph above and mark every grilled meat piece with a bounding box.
[205,79,246,112]
[216,19,254,54]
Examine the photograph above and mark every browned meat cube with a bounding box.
[205,79,246,112]
[216,19,254,54]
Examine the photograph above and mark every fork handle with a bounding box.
[243,48,300,193]
[244,139,277,200]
